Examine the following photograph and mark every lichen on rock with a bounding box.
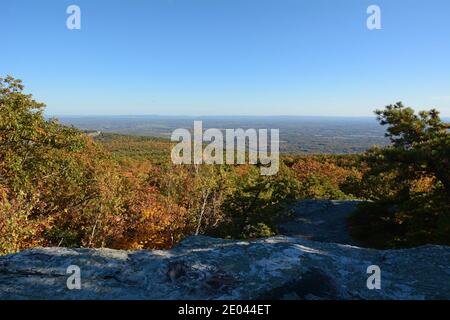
[0,235,449,300]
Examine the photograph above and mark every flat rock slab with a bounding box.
[278,200,362,246]
[1,236,449,300]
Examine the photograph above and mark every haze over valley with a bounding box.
[58,115,389,154]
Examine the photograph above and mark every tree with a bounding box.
[214,163,300,239]
[0,76,127,253]
[373,102,450,198]
[349,102,450,248]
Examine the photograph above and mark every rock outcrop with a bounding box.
[1,201,449,300]
[278,200,362,245]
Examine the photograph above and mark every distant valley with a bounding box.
[57,115,389,154]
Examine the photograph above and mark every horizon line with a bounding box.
[48,114,379,118]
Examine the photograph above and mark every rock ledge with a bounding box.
[1,235,449,300]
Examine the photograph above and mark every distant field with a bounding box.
[57,115,389,154]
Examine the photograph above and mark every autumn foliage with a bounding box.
[1,77,449,254]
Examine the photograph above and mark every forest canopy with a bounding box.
[1,76,449,254]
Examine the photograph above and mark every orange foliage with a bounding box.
[410,176,435,193]
[292,157,357,186]
[114,186,188,250]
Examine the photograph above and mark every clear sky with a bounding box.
[2,0,450,116]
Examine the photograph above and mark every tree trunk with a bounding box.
[195,189,210,236]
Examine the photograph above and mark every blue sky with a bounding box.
[2,0,450,116]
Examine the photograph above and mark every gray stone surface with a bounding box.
[1,200,449,300]
[278,200,363,245]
